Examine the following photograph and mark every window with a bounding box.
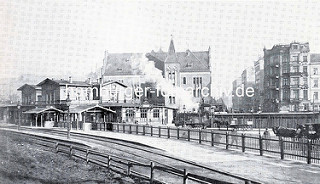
[126,109,135,118]
[303,103,309,111]
[314,79,318,88]
[314,92,319,100]
[282,66,288,73]
[283,78,289,85]
[141,109,147,118]
[283,89,289,100]
[303,56,307,62]
[292,90,299,99]
[303,66,307,73]
[169,96,175,104]
[292,66,299,72]
[314,68,318,75]
[293,45,298,49]
[183,77,186,84]
[303,77,308,85]
[291,77,299,85]
[303,90,308,100]
[153,109,159,118]
[292,56,298,61]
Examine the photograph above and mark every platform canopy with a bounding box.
[67,104,116,114]
[23,106,64,114]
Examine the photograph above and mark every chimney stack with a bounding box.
[69,76,72,83]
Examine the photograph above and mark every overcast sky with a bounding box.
[1,0,320,90]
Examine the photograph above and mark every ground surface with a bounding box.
[0,131,136,184]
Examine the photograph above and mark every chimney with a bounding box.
[99,77,103,84]
[69,76,72,83]
[88,78,91,85]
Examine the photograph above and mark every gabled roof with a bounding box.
[23,106,64,114]
[68,104,116,114]
[18,84,41,91]
[102,81,128,88]
[37,78,90,87]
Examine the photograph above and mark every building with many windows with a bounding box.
[254,57,264,111]
[310,54,320,111]
[263,42,310,112]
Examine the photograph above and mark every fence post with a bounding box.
[123,124,125,133]
[86,149,90,163]
[307,139,312,164]
[241,133,245,152]
[183,168,188,184]
[199,129,202,144]
[150,161,154,183]
[129,124,132,134]
[259,135,263,156]
[177,128,180,139]
[188,129,190,141]
[108,155,111,170]
[117,123,119,132]
[168,127,170,138]
[69,145,73,158]
[151,126,153,136]
[226,132,229,149]
[143,125,146,135]
[159,127,161,137]
[211,131,214,146]
[127,162,132,176]
[136,125,138,134]
[55,143,59,153]
[280,137,284,160]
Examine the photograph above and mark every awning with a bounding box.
[23,106,64,114]
[67,104,116,114]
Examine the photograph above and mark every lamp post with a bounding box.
[183,105,186,126]
[313,93,316,123]
[66,94,71,139]
[17,101,21,130]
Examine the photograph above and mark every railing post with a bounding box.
[199,129,202,144]
[108,155,111,170]
[117,123,119,132]
[177,128,180,139]
[55,143,59,153]
[136,125,138,134]
[307,139,312,164]
[211,131,214,146]
[280,137,284,160]
[241,133,245,152]
[226,132,229,149]
[159,127,161,137]
[86,149,90,163]
[69,145,73,158]
[150,161,154,183]
[151,126,153,136]
[168,127,170,138]
[259,135,263,156]
[129,124,132,134]
[127,162,132,176]
[188,129,190,141]
[123,124,125,133]
[143,125,146,135]
[183,168,188,184]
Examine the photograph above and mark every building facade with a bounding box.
[263,42,310,112]
[254,57,264,111]
[310,54,320,111]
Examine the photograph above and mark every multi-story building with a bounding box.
[147,38,212,112]
[263,42,310,112]
[254,57,264,111]
[310,54,320,111]
[241,67,255,112]
[232,78,242,112]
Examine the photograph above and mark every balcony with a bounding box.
[290,98,302,103]
[290,71,302,76]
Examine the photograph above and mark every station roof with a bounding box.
[68,104,116,114]
[23,106,64,114]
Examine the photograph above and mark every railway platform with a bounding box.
[1,124,320,183]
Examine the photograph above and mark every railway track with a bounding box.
[2,125,261,184]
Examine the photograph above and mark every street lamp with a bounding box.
[66,94,71,139]
[17,101,21,130]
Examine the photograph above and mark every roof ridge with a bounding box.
[188,50,208,68]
